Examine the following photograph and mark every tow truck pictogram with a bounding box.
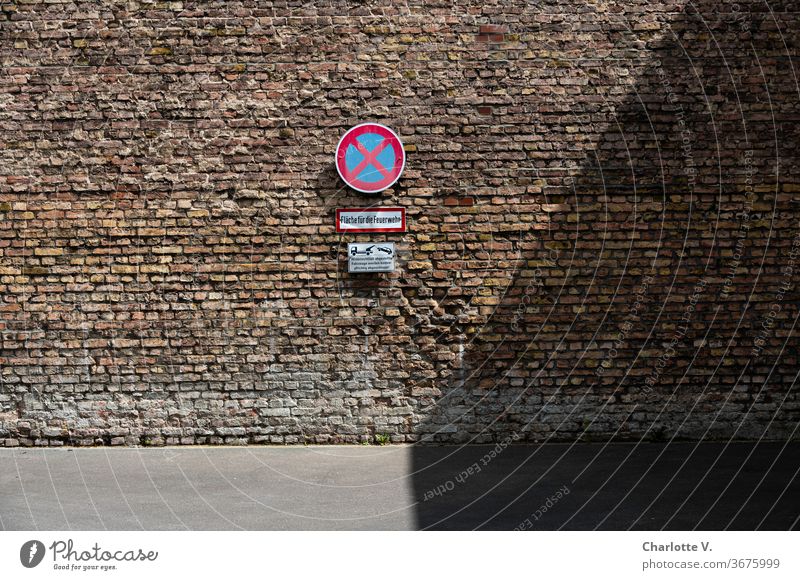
[349,245,393,257]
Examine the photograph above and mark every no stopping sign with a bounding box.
[335,123,406,193]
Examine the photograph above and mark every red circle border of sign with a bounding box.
[335,123,406,194]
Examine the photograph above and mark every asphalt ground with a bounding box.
[1,442,798,530]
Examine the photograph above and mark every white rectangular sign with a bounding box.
[348,243,395,273]
[336,208,405,233]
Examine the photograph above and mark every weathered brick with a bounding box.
[0,0,796,448]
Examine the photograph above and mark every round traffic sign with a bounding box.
[335,123,405,193]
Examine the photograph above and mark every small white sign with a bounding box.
[348,243,395,273]
[336,208,405,233]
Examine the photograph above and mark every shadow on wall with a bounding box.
[412,1,800,529]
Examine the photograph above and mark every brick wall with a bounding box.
[1,0,798,446]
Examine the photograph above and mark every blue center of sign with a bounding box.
[344,133,396,183]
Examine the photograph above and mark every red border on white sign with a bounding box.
[336,207,406,233]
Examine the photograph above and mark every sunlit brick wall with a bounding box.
[1,1,798,445]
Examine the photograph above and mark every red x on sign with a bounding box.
[335,123,406,193]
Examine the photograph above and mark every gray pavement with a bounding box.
[1,443,798,530]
